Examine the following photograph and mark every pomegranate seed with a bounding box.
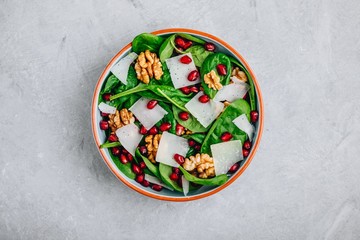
[177,178,183,187]
[183,41,192,50]
[187,70,199,81]
[188,139,196,147]
[178,111,189,121]
[136,174,144,183]
[190,86,199,93]
[179,55,192,64]
[99,120,109,130]
[228,163,240,173]
[100,112,109,117]
[142,180,150,187]
[173,154,185,165]
[216,64,227,76]
[194,144,201,151]
[176,123,184,135]
[111,147,121,156]
[127,154,133,162]
[220,132,233,142]
[169,173,179,181]
[147,100,158,109]
[243,140,251,150]
[148,126,158,135]
[243,149,250,158]
[172,167,180,174]
[159,122,171,132]
[132,164,142,175]
[108,134,118,142]
[139,146,147,155]
[175,37,186,48]
[120,154,128,164]
[139,126,148,135]
[250,110,259,123]
[204,42,216,52]
[243,93,248,100]
[151,184,163,191]
[102,93,111,101]
[198,94,210,103]
[122,148,129,154]
[180,86,191,95]
[139,162,146,169]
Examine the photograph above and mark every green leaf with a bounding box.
[136,149,160,178]
[132,33,165,54]
[177,33,206,44]
[159,163,183,192]
[179,166,228,186]
[172,105,208,133]
[123,94,141,109]
[201,99,251,154]
[149,87,189,112]
[102,75,119,93]
[110,84,147,101]
[200,53,232,99]
[182,133,206,143]
[100,141,121,148]
[185,45,213,67]
[109,151,136,180]
[157,102,177,135]
[159,34,175,62]
[136,90,169,103]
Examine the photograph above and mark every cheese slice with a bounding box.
[232,114,255,141]
[144,174,174,191]
[115,123,142,156]
[181,176,189,196]
[214,80,249,102]
[165,53,199,89]
[110,52,138,85]
[156,132,189,168]
[210,140,243,175]
[129,97,168,130]
[185,91,224,128]
[98,102,116,114]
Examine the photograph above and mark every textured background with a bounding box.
[1,0,360,239]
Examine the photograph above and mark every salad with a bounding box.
[97,32,259,195]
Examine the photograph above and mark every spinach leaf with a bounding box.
[132,33,165,54]
[109,151,136,180]
[201,99,251,154]
[100,141,121,148]
[147,86,190,112]
[182,133,206,143]
[200,53,232,99]
[179,166,228,186]
[135,149,160,178]
[137,90,169,103]
[102,75,119,93]
[185,45,213,67]
[156,62,173,86]
[159,34,175,62]
[177,33,206,44]
[159,163,182,192]
[229,57,256,111]
[172,105,208,133]
[123,94,141,109]
[110,84,147,100]
[157,102,177,134]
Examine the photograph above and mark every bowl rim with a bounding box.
[91,28,264,201]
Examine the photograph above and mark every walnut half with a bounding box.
[134,50,163,84]
[204,70,222,90]
[232,67,247,82]
[108,108,135,133]
[145,134,162,163]
[182,153,215,179]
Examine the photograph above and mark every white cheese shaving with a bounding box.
[181,176,189,196]
[115,123,142,156]
[165,53,199,89]
[156,132,189,168]
[210,140,243,176]
[129,97,168,130]
[110,52,138,85]
[232,114,255,141]
[144,174,174,191]
[185,91,224,128]
[98,102,116,114]
[214,80,249,102]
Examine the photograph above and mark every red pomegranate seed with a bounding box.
[243,149,250,158]
[179,55,192,64]
[216,64,227,76]
[99,120,109,130]
[111,147,121,156]
[188,139,196,147]
[180,86,191,95]
[176,123,184,135]
[102,93,111,101]
[190,86,199,93]
[204,42,216,52]
[243,140,251,150]
[139,146,147,155]
[139,162,146,169]
[148,126,158,135]
[172,167,180,174]
[243,93,248,100]
[132,164,142,175]
[122,148,129,154]
[136,174,144,183]
[142,180,150,187]
[198,94,210,103]
[108,134,118,142]
[100,112,109,117]
[250,110,259,123]
[194,144,201,151]
[169,172,179,181]
[178,112,189,121]
[147,100,158,109]
[228,163,240,173]
[120,154,128,164]
[183,41,192,50]
[152,184,163,191]
[187,70,199,81]
[177,178,183,187]
[220,132,233,142]
[159,122,171,132]
[175,37,186,48]
[140,126,148,135]
[127,154,133,162]
[173,154,185,165]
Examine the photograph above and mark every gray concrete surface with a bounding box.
[1,0,360,239]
